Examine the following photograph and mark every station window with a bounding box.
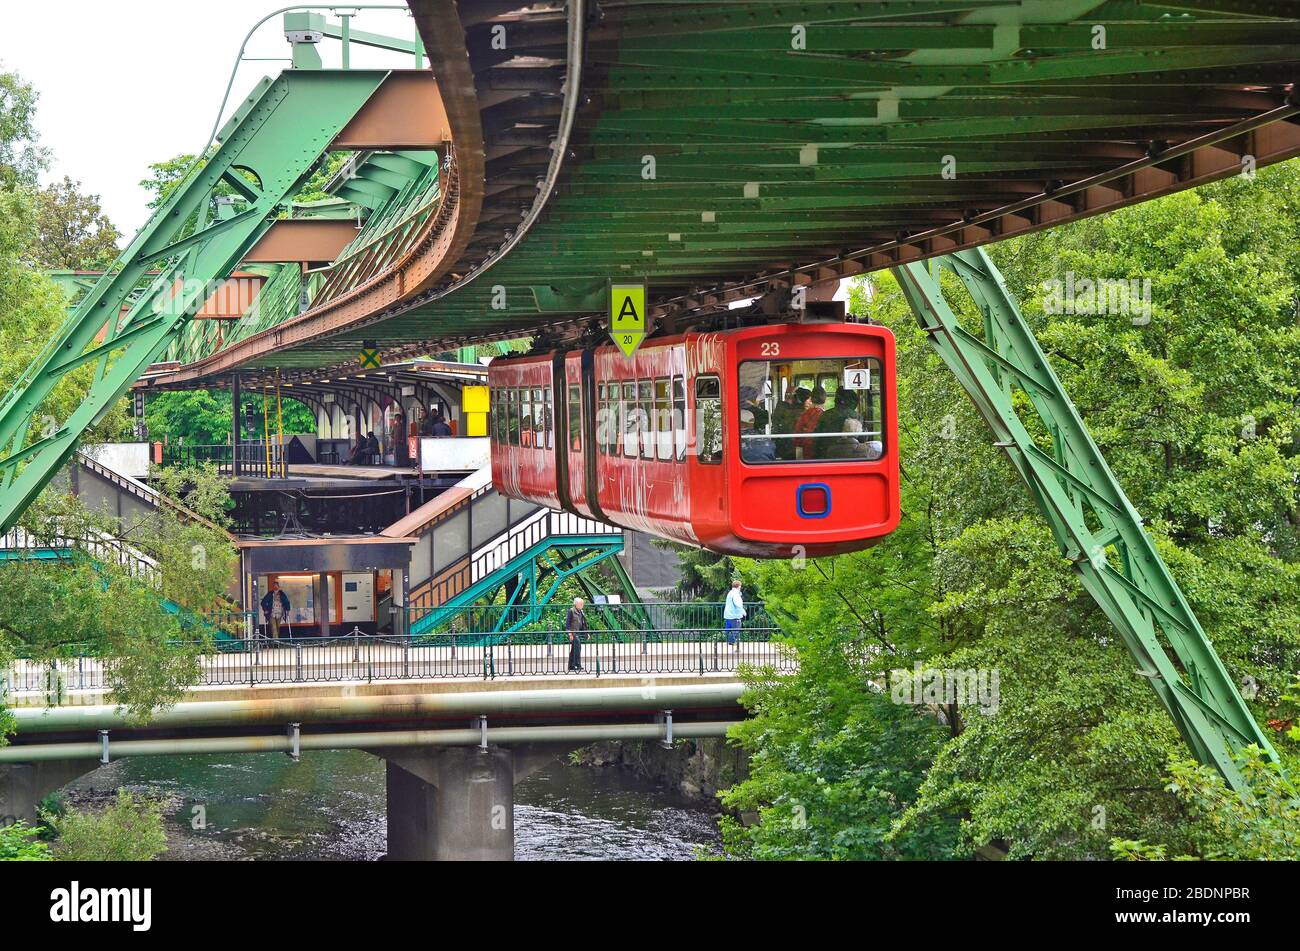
[568,385,582,452]
[694,375,722,464]
[622,381,638,458]
[736,356,885,464]
[672,376,686,461]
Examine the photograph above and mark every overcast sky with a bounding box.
[4,2,420,237]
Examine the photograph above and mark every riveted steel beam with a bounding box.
[0,70,390,533]
[894,247,1279,792]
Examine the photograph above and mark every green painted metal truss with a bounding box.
[0,68,395,534]
[894,248,1278,792]
[270,0,1300,364]
[408,534,625,639]
[133,0,1300,385]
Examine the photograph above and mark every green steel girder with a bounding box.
[409,535,624,638]
[125,0,1300,384]
[0,69,391,534]
[893,247,1278,792]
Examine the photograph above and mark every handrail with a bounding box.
[3,627,791,693]
[78,451,233,539]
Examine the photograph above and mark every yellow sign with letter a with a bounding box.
[609,283,647,358]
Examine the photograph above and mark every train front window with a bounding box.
[737,357,885,464]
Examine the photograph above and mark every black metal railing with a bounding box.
[1,628,792,694]
[161,441,285,477]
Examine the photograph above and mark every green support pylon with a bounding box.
[893,247,1277,792]
[0,69,391,535]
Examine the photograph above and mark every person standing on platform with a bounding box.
[566,596,588,671]
[724,579,746,649]
[429,411,453,438]
[261,580,290,640]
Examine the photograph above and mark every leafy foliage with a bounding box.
[1113,750,1300,860]
[0,487,235,724]
[47,791,168,862]
[725,160,1300,860]
[0,65,48,186]
[31,176,121,270]
[0,821,51,861]
[145,389,315,446]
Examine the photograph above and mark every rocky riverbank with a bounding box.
[572,737,749,804]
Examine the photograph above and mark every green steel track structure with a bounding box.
[137,0,1300,388]
[0,68,393,533]
[894,248,1279,789]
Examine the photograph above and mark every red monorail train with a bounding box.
[488,322,899,557]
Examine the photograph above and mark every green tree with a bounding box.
[32,175,121,270]
[0,485,236,725]
[655,541,734,601]
[0,185,129,448]
[1112,750,1300,860]
[145,389,316,446]
[0,65,48,186]
[726,160,1300,860]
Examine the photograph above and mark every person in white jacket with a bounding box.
[723,579,746,649]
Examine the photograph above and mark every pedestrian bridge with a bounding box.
[0,626,790,860]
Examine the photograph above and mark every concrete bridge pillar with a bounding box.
[0,760,98,826]
[383,747,515,861]
[379,744,568,861]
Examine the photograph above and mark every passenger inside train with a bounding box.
[739,357,885,463]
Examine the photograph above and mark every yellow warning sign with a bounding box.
[609,283,646,358]
[359,347,382,369]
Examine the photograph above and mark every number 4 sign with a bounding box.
[843,367,872,390]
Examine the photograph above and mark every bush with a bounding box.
[48,791,168,861]
[0,820,52,860]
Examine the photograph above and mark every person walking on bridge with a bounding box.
[566,597,588,672]
[724,579,746,649]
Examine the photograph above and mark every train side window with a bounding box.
[654,378,671,461]
[611,383,623,455]
[695,375,722,464]
[521,388,534,448]
[507,389,520,447]
[638,380,654,460]
[672,376,686,461]
[533,388,546,449]
[568,385,582,452]
[542,389,553,450]
[595,381,605,452]
[622,382,638,458]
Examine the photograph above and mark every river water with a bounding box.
[60,750,722,861]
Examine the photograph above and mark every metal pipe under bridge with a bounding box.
[0,639,780,862]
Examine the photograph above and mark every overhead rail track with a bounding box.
[4,1,1299,792]
[132,1,1300,389]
